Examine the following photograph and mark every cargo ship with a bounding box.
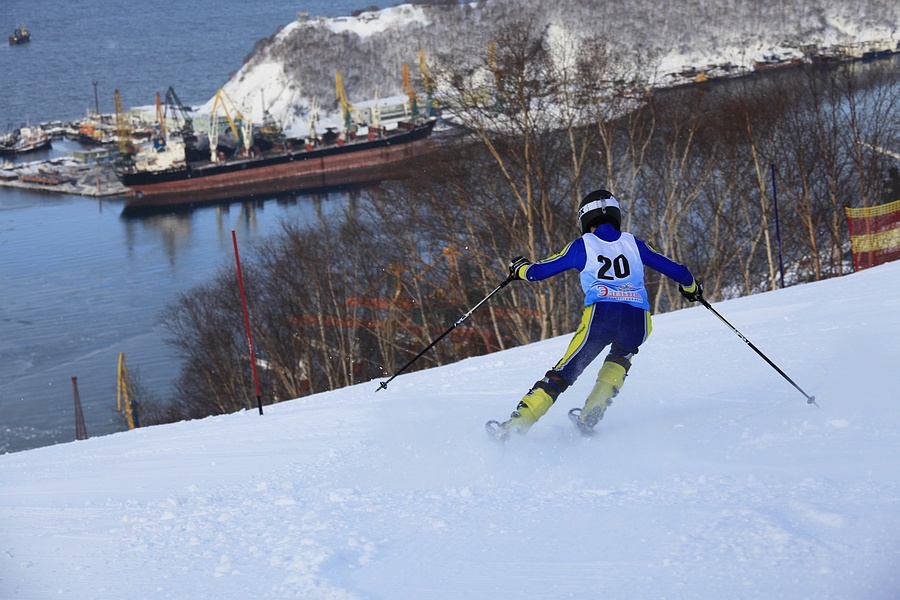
[120,118,437,211]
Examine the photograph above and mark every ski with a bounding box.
[485,420,510,443]
[567,408,597,437]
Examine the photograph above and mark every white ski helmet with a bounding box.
[577,189,621,233]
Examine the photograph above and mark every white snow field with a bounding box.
[2,261,899,599]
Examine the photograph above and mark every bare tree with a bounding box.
[162,271,264,416]
[157,40,899,421]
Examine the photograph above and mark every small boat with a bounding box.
[0,127,52,156]
[8,24,30,45]
[18,169,72,186]
[753,54,804,72]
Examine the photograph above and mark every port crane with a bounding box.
[488,40,507,111]
[370,87,382,131]
[257,89,286,148]
[335,70,356,135]
[113,89,135,161]
[209,88,252,162]
[419,49,437,118]
[402,62,420,120]
[307,97,320,145]
[163,86,195,141]
[130,90,186,171]
[153,91,167,151]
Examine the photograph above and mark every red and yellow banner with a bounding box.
[845,199,900,271]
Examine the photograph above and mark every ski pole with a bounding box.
[700,298,817,406]
[377,275,514,391]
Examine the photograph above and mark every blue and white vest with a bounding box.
[580,232,649,310]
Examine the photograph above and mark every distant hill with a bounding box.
[216,0,900,130]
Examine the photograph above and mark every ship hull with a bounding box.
[122,120,436,210]
[0,134,52,156]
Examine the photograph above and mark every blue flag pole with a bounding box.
[771,163,785,288]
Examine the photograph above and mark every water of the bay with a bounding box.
[0,0,366,453]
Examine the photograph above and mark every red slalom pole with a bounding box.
[232,229,263,415]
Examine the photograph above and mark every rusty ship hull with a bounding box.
[122,119,436,210]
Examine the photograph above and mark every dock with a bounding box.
[0,156,126,197]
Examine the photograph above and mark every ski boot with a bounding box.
[569,358,628,436]
[486,388,554,442]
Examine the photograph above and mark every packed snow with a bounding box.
[2,261,899,599]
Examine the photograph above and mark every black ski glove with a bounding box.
[509,256,531,280]
[679,280,703,302]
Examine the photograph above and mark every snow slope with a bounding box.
[2,262,899,599]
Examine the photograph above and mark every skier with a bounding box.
[487,189,703,440]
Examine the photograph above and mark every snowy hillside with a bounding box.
[206,0,900,134]
[2,261,899,599]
